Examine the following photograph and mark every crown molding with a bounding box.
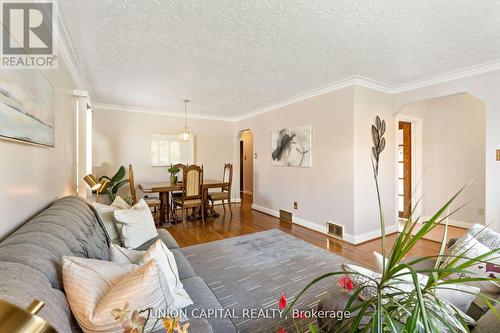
[92,103,234,122]
[234,60,500,121]
[91,60,500,123]
[53,0,91,95]
[233,75,393,121]
[388,60,500,93]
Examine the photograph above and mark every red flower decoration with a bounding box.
[338,276,354,291]
[278,327,287,333]
[278,291,287,310]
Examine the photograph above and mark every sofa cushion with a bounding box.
[0,196,110,333]
[173,249,197,280]
[0,262,72,333]
[136,228,180,250]
[182,276,237,332]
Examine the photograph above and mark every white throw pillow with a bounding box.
[371,252,480,313]
[109,240,193,310]
[111,196,131,209]
[92,196,131,244]
[109,243,145,264]
[62,256,170,333]
[114,199,158,248]
[93,203,121,244]
[445,234,500,294]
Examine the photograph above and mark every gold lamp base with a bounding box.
[0,299,56,333]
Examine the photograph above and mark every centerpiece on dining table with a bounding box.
[168,164,180,185]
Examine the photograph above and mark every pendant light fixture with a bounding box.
[180,99,191,141]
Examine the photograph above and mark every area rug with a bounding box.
[182,229,350,332]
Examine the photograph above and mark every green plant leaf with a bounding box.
[112,179,129,195]
[111,166,126,183]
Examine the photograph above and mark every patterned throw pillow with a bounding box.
[467,224,500,250]
[444,234,500,294]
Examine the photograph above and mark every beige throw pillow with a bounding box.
[62,256,170,333]
[109,240,193,310]
[113,199,159,248]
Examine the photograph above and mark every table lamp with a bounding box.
[0,299,56,333]
[84,174,110,201]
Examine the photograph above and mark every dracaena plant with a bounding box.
[98,166,130,202]
[283,116,500,332]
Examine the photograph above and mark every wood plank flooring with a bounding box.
[163,195,465,270]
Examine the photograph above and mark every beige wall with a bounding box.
[93,108,237,201]
[352,86,397,239]
[237,87,356,236]
[239,130,253,195]
[0,60,77,239]
[399,93,486,226]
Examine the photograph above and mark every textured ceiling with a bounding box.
[59,0,500,117]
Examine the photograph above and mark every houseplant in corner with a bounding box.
[282,116,500,332]
[98,166,130,202]
[168,164,180,185]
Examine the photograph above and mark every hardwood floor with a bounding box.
[163,195,465,270]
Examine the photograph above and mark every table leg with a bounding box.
[160,192,169,225]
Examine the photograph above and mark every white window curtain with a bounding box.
[151,134,194,166]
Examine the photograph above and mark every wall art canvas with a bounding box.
[271,125,312,167]
[0,69,55,146]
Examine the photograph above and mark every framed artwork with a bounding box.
[271,125,312,167]
[0,69,55,147]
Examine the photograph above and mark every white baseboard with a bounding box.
[421,216,471,229]
[251,204,398,245]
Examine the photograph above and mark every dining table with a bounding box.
[138,179,229,224]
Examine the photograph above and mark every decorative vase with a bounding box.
[170,175,178,185]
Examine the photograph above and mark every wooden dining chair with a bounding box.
[172,165,205,225]
[208,163,233,215]
[129,164,161,222]
[171,163,187,205]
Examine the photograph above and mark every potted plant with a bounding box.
[281,116,499,332]
[168,164,180,185]
[98,166,129,202]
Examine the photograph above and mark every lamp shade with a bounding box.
[0,299,56,333]
[97,178,110,193]
[83,174,100,190]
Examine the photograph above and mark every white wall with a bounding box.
[398,93,486,226]
[0,59,77,239]
[352,86,398,240]
[237,87,356,236]
[93,108,236,201]
[392,70,500,232]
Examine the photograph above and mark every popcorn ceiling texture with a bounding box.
[59,0,500,117]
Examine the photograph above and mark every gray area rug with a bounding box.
[182,229,350,332]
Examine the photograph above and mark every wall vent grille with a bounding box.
[327,222,344,239]
[279,209,293,222]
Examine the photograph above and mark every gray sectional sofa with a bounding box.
[0,196,237,333]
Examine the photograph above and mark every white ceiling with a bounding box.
[59,0,500,118]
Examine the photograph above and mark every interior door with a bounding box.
[398,121,412,218]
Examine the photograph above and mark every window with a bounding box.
[151,134,194,167]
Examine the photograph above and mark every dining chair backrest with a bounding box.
[223,163,233,192]
[182,165,203,199]
[128,164,137,205]
[174,163,187,182]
